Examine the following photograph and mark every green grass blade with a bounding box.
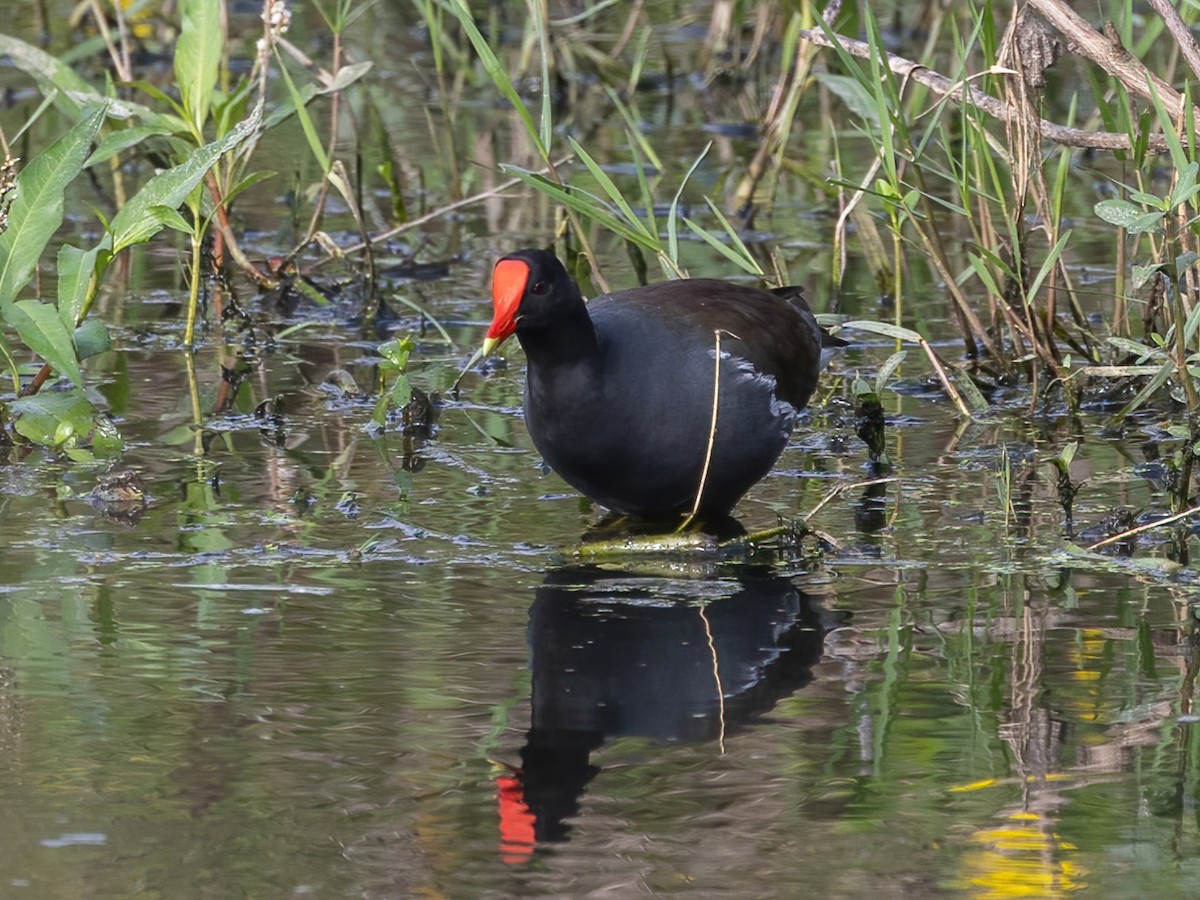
[702,198,762,274]
[446,0,546,159]
[682,215,762,275]
[567,136,656,244]
[1146,79,1188,171]
[603,85,663,172]
[274,50,330,172]
[530,0,553,153]
[668,143,711,267]
[502,165,661,251]
[1024,230,1072,305]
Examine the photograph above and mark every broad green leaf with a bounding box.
[0,33,95,114]
[875,350,908,393]
[73,318,110,359]
[0,105,106,312]
[839,319,926,343]
[86,124,177,168]
[148,205,194,235]
[1133,262,1166,289]
[12,387,122,455]
[1106,335,1167,362]
[1128,210,1168,234]
[1093,198,1147,228]
[1171,160,1200,209]
[176,0,223,137]
[327,60,374,92]
[108,103,262,254]
[56,244,102,329]
[813,72,882,127]
[1128,189,1165,206]
[8,299,83,386]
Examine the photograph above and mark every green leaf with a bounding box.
[0,33,96,115]
[875,350,907,394]
[1094,198,1151,228]
[1128,189,1165,206]
[56,244,102,329]
[700,198,762,275]
[86,124,177,168]
[7,299,84,386]
[682,217,761,275]
[73,318,110,359]
[446,0,546,160]
[175,0,223,137]
[839,319,926,344]
[1106,335,1167,362]
[568,136,655,243]
[148,205,195,235]
[274,50,330,172]
[668,144,710,267]
[1112,359,1178,421]
[1024,230,1072,305]
[1133,263,1167,289]
[1171,160,1200,209]
[12,387,122,455]
[0,105,106,312]
[1127,210,1168,234]
[501,165,661,251]
[108,103,262,254]
[813,72,881,127]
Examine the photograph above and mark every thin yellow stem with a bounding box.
[699,605,726,755]
[680,329,724,529]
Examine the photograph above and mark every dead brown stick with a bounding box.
[1085,504,1200,551]
[1027,0,1195,121]
[796,27,1169,153]
[1145,0,1200,86]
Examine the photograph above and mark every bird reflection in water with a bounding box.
[497,565,835,864]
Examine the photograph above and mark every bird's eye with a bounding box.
[530,280,548,295]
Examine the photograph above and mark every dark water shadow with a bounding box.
[498,564,836,862]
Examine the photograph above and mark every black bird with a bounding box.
[482,249,833,517]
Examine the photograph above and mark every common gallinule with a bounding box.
[481,248,831,518]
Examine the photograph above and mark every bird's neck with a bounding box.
[518,299,600,371]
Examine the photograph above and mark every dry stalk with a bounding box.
[680,328,728,530]
[1086,505,1200,551]
[698,605,726,755]
[797,27,1170,153]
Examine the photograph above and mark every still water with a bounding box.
[2,2,1200,897]
[0,304,1196,897]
